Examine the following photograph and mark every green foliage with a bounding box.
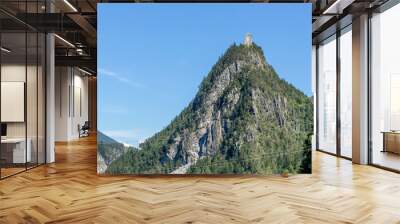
[106,43,313,175]
[98,142,137,166]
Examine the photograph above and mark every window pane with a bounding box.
[371,3,400,171]
[340,27,352,158]
[318,35,337,154]
[27,31,38,169]
[1,31,27,177]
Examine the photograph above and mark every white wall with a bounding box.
[72,72,89,137]
[1,65,26,135]
[1,63,46,164]
[55,66,69,141]
[55,67,89,141]
[1,65,38,138]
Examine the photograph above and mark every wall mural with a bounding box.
[97,4,313,175]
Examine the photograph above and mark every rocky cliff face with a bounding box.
[106,42,313,175]
[164,45,268,173]
[97,131,135,174]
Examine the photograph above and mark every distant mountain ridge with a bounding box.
[97,131,136,174]
[98,131,119,144]
[106,41,313,174]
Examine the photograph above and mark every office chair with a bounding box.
[79,121,90,138]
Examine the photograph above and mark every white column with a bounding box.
[352,14,369,164]
[46,32,55,163]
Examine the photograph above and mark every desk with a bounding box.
[1,138,31,163]
[382,131,400,154]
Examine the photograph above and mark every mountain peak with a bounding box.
[106,43,313,175]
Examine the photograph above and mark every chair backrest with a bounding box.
[82,121,90,129]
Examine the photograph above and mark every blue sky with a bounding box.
[98,3,311,146]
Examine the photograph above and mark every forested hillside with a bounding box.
[106,42,313,175]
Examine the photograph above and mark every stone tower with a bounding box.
[244,33,253,46]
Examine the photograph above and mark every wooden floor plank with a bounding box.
[0,134,399,223]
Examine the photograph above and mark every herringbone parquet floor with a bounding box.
[1,134,400,224]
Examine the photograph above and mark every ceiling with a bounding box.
[311,0,390,43]
[0,0,394,73]
[0,0,98,74]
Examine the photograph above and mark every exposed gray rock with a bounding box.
[169,47,270,173]
[106,42,313,175]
